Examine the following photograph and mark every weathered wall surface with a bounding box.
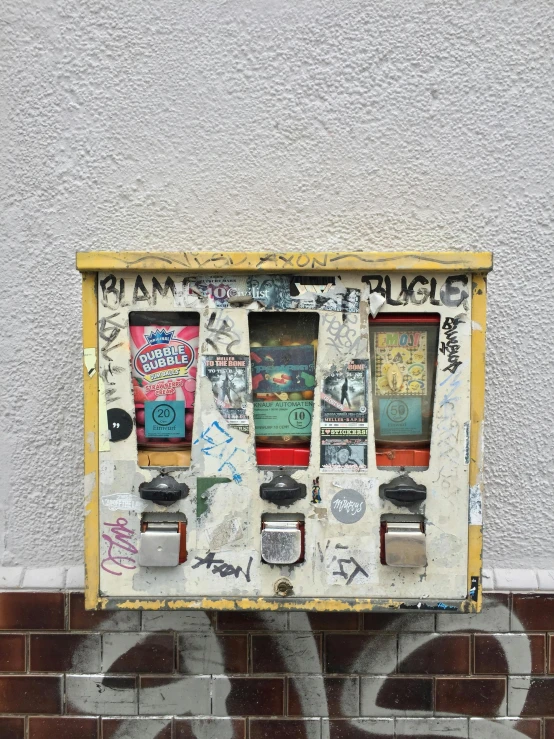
[1,0,553,568]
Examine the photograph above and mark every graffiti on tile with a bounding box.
[6,593,548,738]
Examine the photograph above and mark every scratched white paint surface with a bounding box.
[97,271,470,599]
[1,0,554,570]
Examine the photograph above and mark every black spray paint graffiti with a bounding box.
[191,551,253,582]
[98,311,127,405]
[440,316,462,374]
[364,274,470,308]
[100,274,189,307]
[99,312,125,362]
[205,312,240,354]
[332,556,369,585]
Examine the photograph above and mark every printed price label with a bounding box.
[145,400,185,438]
[253,400,313,436]
[379,397,422,436]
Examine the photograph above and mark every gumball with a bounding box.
[134,386,147,404]
[302,390,314,400]
[289,392,303,400]
[136,426,147,443]
[185,412,194,432]
[183,390,195,407]
[184,379,196,392]
[136,409,145,426]
[250,341,262,347]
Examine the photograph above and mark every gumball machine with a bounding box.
[249,312,319,467]
[130,312,199,467]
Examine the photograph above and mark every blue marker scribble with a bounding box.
[194,420,247,483]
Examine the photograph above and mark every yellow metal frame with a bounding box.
[77,251,492,611]
[81,273,100,609]
[77,250,492,274]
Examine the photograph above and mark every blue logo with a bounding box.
[144,328,175,346]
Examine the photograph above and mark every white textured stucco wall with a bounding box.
[1,0,553,569]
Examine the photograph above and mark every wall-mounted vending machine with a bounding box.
[77,251,492,613]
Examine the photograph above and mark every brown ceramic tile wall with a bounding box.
[1,592,554,737]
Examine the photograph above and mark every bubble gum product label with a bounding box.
[130,324,199,409]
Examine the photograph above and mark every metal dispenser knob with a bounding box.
[260,473,307,505]
[380,473,427,506]
[139,471,189,506]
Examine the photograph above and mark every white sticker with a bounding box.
[469,485,483,525]
[369,291,386,317]
[100,459,115,487]
[98,376,111,452]
[174,281,186,307]
[102,493,147,512]
[83,348,97,377]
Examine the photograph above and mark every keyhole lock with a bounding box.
[274,578,293,597]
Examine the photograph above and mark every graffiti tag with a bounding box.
[191,551,253,582]
[101,517,138,576]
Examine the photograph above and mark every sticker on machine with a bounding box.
[291,283,361,313]
[321,359,368,426]
[373,329,428,396]
[204,355,249,433]
[320,429,368,472]
[251,344,315,437]
[102,493,147,513]
[246,274,291,310]
[330,489,366,524]
[189,276,248,307]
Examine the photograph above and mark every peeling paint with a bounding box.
[469,485,483,525]
[86,431,96,454]
[84,472,97,507]
[83,347,97,377]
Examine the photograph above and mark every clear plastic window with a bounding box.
[249,313,319,467]
[129,311,200,467]
[368,314,440,470]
